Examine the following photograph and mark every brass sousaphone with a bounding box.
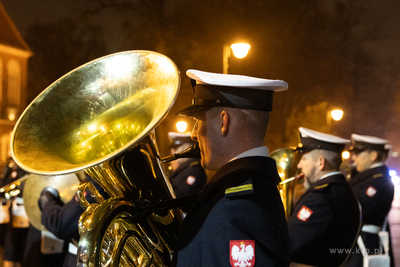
[11,51,182,266]
[270,148,302,218]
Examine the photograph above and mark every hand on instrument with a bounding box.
[38,187,61,211]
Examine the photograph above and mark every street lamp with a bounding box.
[342,151,350,160]
[331,109,344,121]
[176,121,188,133]
[223,43,251,74]
[327,109,344,132]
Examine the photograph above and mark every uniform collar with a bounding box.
[319,171,342,181]
[370,162,385,169]
[230,146,269,161]
[197,156,280,203]
[305,173,346,193]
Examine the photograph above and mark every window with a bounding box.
[0,132,11,166]
[7,59,21,108]
[0,57,3,105]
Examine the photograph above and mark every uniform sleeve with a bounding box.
[353,177,393,219]
[287,195,333,257]
[41,196,82,240]
[41,176,108,240]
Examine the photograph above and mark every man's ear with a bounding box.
[220,110,229,136]
[370,150,378,162]
[318,156,326,171]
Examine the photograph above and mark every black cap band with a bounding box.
[349,141,385,152]
[296,137,346,153]
[192,84,274,111]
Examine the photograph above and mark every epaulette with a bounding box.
[189,160,201,167]
[314,183,329,191]
[225,179,254,198]
[372,173,383,179]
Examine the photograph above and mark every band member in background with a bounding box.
[167,132,207,201]
[1,158,29,267]
[23,173,108,267]
[172,69,289,266]
[288,127,360,266]
[346,134,394,266]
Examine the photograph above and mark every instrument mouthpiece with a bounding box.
[161,142,201,163]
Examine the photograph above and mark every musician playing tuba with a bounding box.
[172,69,290,266]
[11,51,185,266]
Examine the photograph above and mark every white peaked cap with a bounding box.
[168,132,191,139]
[351,134,388,144]
[300,127,350,144]
[296,127,349,153]
[176,69,289,117]
[350,134,388,152]
[186,69,288,91]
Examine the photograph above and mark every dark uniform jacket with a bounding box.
[349,165,394,226]
[346,165,394,266]
[288,173,360,267]
[1,161,29,263]
[169,158,207,198]
[39,176,108,267]
[173,156,289,267]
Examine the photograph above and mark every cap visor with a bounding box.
[294,147,313,154]
[174,105,211,117]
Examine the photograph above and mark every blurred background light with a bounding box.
[176,121,187,133]
[231,43,251,58]
[331,109,344,121]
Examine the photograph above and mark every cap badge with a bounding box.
[297,205,313,221]
[366,186,377,197]
[230,240,255,267]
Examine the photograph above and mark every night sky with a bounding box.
[2,0,400,171]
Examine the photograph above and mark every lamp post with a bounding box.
[223,43,251,74]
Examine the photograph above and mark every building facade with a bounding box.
[0,1,32,169]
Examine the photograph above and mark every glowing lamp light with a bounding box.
[392,175,400,185]
[231,43,251,58]
[389,170,399,185]
[331,109,344,121]
[342,151,350,160]
[6,107,17,121]
[8,113,16,121]
[176,121,187,133]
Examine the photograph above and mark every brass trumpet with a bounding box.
[0,175,29,200]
